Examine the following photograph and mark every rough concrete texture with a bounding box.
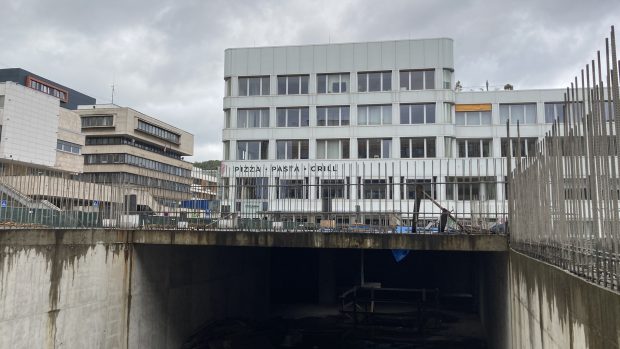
[509,249,620,349]
[476,251,510,349]
[132,230,508,251]
[128,245,270,349]
[0,235,131,349]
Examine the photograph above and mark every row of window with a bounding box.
[228,102,573,129]
[230,69,446,96]
[232,104,436,128]
[79,172,190,192]
[136,120,180,144]
[226,176,497,201]
[233,137,539,160]
[56,140,81,154]
[81,115,114,128]
[85,136,183,160]
[84,153,191,177]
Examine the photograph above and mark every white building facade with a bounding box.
[221,39,565,227]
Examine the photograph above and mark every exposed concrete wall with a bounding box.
[128,245,270,349]
[0,230,270,349]
[477,251,510,349]
[509,250,620,349]
[0,235,131,349]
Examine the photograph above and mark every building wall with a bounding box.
[0,68,96,110]
[0,82,58,167]
[55,108,85,173]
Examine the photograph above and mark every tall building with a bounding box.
[221,38,565,227]
[77,105,194,210]
[0,81,84,171]
[0,68,96,110]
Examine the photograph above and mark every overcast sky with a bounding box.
[1,0,619,161]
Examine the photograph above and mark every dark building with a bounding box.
[0,68,95,109]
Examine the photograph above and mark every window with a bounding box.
[276,140,309,159]
[237,109,269,128]
[363,179,387,199]
[277,75,309,95]
[235,177,269,199]
[278,178,308,199]
[400,103,435,124]
[85,136,183,159]
[316,139,350,159]
[224,109,231,128]
[443,69,452,89]
[357,105,392,125]
[446,177,497,200]
[237,141,269,160]
[457,139,492,158]
[399,70,434,90]
[84,154,191,177]
[544,102,565,123]
[57,140,81,154]
[500,104,537,124]
[501,137,538,157]
[320,179,347,199]
[456,111,492,125]
[317,106,350,126]
[400,178,436,200]
[81,115,113,128]
[223,141,230,160]
[400,138,436,158]
[136,120,180,143]
[358,71,391,92]
[317,73,349,93]
[225,77,232,96]
[238,76,269,96]
[358,138,391,159]
[0,95,4,108]
[276,107,310,127]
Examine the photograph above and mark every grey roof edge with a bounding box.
[224,37,454,52]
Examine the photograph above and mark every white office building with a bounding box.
[221,38,565,228]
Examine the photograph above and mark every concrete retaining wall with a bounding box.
[0,234,131,348]
[509,249,620,349]
[0,233,270,349]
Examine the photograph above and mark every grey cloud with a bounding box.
[1,0,619,160]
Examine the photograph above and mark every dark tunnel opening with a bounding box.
[170,246,495,348]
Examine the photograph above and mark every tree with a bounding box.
[194,160,221,170]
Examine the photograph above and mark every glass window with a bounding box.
[399,69,435,90]
[316,139,349,159]
[358,105,392,125]
[400,103,435,124]
[276,107,309,127]
[317,106,350,126]
[237,141,269,160]
[400,138,435,158]
[276,140,309,159]
[238,76,269,96]
[544,102,565,123]
[358,71,391,92]
[457,139,492,158]
[278,179,308,199]
[317,73,349,93]
[363,179,387,199]
[500,104,538,124]
[358,138,391,159]
[277,75,309,95]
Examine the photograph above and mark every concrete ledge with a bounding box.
[132,230,508,251]
[0,229,508,251]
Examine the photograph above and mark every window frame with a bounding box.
[400,137,436,158]
[357,104,392,125]
[500,103,538,125]
[237,108,270,128]
[236,140,269,160]
[317,73,349,94]
[276,139,309,160]
[457,139,492,158]
[358,138,392,159]
[316,105,350,126]
[400,103,436,124]
[277,75,309,95]
[357,71,392,92]
[399,69,435,90]
[316,139,350,159]
[276,107,310,127]
[238,76,270,96]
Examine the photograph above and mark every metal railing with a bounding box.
[509,26,620,291]
[0,158,510,234]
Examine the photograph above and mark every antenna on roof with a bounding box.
[111,83,115,104]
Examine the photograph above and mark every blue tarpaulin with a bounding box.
[392,225,412,262]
